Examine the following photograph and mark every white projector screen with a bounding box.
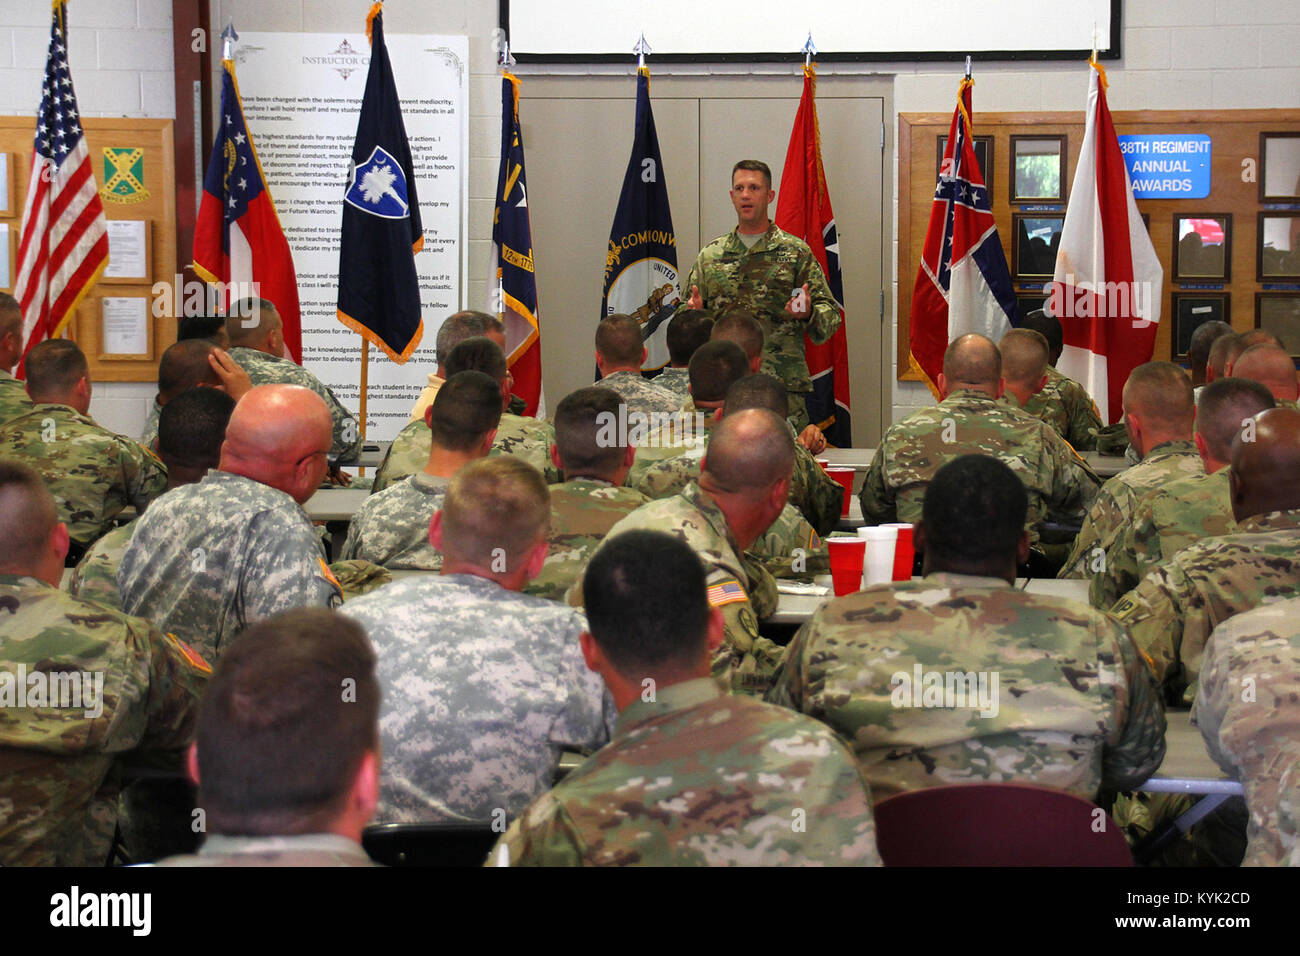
[504,0,1120,61]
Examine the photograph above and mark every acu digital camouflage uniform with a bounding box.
[0,575,209,866]
[0,403,168,549]
[117,470,343,663]
[766,572,1166,800]
[158,832,375,867]
[684,224,840,430]
[1194,597,1300,866]
[372,413,558,492]
[1100,469,1235,612]
[653,366,691,402]
[339,472,449,570]
[0,369,34,426]
[597,369,683,420]
[227,346,362,462]
[523,478,648,602]
[1059,439,1203,595]
[492,678,881,867]
[572,481,784,697]
[1022,365,1103,450]
[68,519,136,610]
[859,389,1098,544]
[341,574,614,824]
[1111,509,1300,705]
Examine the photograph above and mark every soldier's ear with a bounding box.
[481,429,498,456]
[549,443,563,470]
[51,521,69,565]
[428,510,445,549]
[579,631,603,673]
[185,742,201,787]
[621,442,636,468]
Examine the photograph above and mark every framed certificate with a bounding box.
[98,296,153,361]
[102,219,152,282]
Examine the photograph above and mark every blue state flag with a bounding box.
[600,68,680,371]
[336,5,423,363]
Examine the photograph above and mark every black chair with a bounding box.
[362,822,500,867]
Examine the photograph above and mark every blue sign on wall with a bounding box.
[1117,134,1211,199]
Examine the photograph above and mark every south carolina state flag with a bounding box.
[775,64,851,447]
[908,77,1016,396]
[1049,60,1162,424]
[193,57,301,363]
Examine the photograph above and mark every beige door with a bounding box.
[521,74,889,445]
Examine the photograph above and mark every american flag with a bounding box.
[13,0,108,372]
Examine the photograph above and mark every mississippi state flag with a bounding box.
[908,78,1016,396]
[775,64,852,447]
[1049,60,1162,424]
[193,57,301,363]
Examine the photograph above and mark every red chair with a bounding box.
[873,783,1132,866]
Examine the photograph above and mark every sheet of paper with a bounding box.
[104,220,148,278]
[101,296,149,354]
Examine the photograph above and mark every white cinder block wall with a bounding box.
[1,0,1297,436]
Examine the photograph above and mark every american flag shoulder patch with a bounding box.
[707,578,748,608]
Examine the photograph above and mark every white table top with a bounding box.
[1083,451,1129,478]
[303,487,370,521]
[820,447,875,471]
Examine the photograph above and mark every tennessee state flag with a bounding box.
[193,56,301,362]
[775,64,852,447]
[490,72,543,417]
[336,3,423,364]
[908,77,1017,396]
[1049,59,1162,424]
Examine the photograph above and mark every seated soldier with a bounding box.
[70,387,237,609]
[341,371,501,570]
[1195,596,1300,866]
[1060,361,1203,594]
[574,408,792,696]
[158,608,379,866]
[997,328,1051,421]
[140,338,247,452]
[1185,319,1233,400]
[594,313,681,420]
[493,530,881,867]
[1232,343,1299,410]
[0,292,33,426]
[406,309,496,423]
[118,385,343,662]
[1100,378,1275,608]
[655,309,712,400]
[860,334,1098,549]
[0,461,208,866]
[1017,310,1103,450]
[768,454,1166,801]
[1113,407,1300,705]
[0,339,167,562]
[373,337,556,491]
[341,457,613,824]
[524,386,646,602]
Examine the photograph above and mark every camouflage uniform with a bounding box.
[684,224,840,430]
[859,389,1098,544]
[749,503,826,579]
[340,573,614,824]
[766,572,1166,800]
[118,470,343,663]
[1101,469,1235,612]
[157,833,375,867]
[492,677,881,866]
[654,366,691,402]
[597,369,683,420]
[139,398,161,452]
[339,472,449,570]
[624,406,713,491]
[1059,439,1203,594]
[523,478,648,602]
[571,481,784,696]
[372,413,558,492]
[1023,366,1103,450]
[1279,761,1300,867]
[0,574,208,866]
[1112,509,1300,705]
[0,403,168,549]
[68,519,136,610]
[0,369,34,426]
[227,346,361,462]
[1194,597,1300,866]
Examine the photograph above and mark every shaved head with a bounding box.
[1019,310,1063,365]
[711,312,764,363]
[1187,320,1233,385]
[595,314,645,368]
[440,456,550,569]
[999,329,1050,389]
[1123,362,1195,437]
[942,334,1002,389]
[1230,408,1300,520]
[1197,378,1275,464]
[158,339,221,403]
[225,298,280,348]
[219,384,333,502]
[1208,333,1242,381]
[0,460,59,575]
[1231,344,1298,402]
[689,340,750,403]
[702,407,793,494]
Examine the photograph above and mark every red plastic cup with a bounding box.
[827,538,867,596]
[825,468,855,517]
[884,523,915,581]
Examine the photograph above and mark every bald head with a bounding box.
[1231,344,1298,403]
[158,339,221,403]
[219,385,333,502]
[0,460,61,580]
[941,334,1002,395]
[702,408,794,495]
[1122,362,1195,455]
[1230,408,1300,520]
[999,329,1050,391]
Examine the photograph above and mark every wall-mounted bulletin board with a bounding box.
[898,108,1300,378]
[0,117,176,382]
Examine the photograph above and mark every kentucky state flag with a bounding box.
[908,77,1017,395]
[193,56,301,362]
[336,3,423,363]
[601,67,680,371]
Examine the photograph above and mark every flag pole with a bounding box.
[221,19,237,60]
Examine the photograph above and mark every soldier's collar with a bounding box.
[1238,509,1300,533]
[615,677,723,736]
[1141,438,1198,460]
